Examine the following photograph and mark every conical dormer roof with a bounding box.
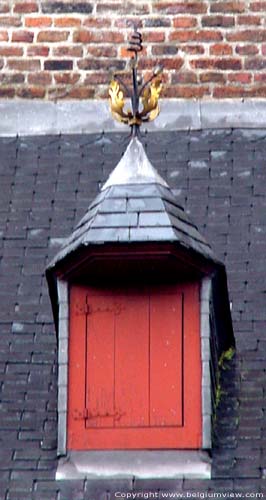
[48,138,217,272]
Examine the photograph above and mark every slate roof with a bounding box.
[48,137,215,272]
[0,129,266,498]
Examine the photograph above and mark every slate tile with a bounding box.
[0,129,266,491]
[34,480,60,492]
[133,478,183,490]
[85,479,133,500]
[55,480,85,500]
[182,479,209,491]
[6,489,34,500]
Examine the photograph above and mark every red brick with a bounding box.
[96,2,149,14]
[199,72,226,83]
[37,30,69,43]
[1,2,265,102]
[27,45,49,57]
[0,46,23,56]
[173,16,198,28]
[169,30,223,43]
[16,86,46,98]
[119,46,136,59]
[0,73,25,84]
[83,17,111,28]
[139,57,184,71]
[210,43,233,56]
[74,29,124,44]
[114,17,142,29]
[142,31,165,43]
[54,17,81,27]
[44,60,72,71]
[181,45,205,55]
[250,1,266,11]
[202,15,235,27]
[236,44,259,56]
[54,73,80,85]
[53,46,83,58]
[237,15,261,25]
[165,85,210,98]
[7,59,41,71]
[210,1,246,13]
[28,72,52,85]
[171,71,197,84]
[214,58,242,70]
[62,86,95,99]
[252,85,266,96]
[143,70,169,86]
[12,30,34,43]
[151,45,178,56]
[0,87,15,97]
[190,57,242,70]
[25,16,52,27]
[153,2,207,14]
[254,73,266,82]
[144,17,171,28]
[0,3,9,13]
[213,86,251,98]
[77,58,126,71]
[89,30,124,44]
[84,73,111,85]
[228,72,252,83]
[0,16,21,26]
[0,29,7,40]
[89,46,117,58]
[159,57,184,71]
[244,58,266,70]
[227,29,266,42]
[261,44,266,56]
[14,2,38,13]
[73,29,92,43]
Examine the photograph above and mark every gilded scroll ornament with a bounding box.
[108,26,163,135]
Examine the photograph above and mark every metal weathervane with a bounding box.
[109,26,163,136]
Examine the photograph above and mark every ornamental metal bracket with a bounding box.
[109,26,163,136]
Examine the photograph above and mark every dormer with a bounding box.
[46,28,234,480]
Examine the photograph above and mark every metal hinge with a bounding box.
[72,408,89,420]
[89,303,123,315]
[74,302,124,316]
[74,303,91,316]
[72,408,124,421]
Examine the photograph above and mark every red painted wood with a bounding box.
[183,282,202,447]
[68,283,202,450]
[150,290,182,427]
[67,286,87,449]
[85,293,115,429]
[114,293,150,428]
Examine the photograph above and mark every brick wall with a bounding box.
[2,1,266,99]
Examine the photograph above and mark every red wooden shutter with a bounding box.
[68,283,201,449]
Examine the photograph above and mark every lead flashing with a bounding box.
[57,280,69,456]
[2,99,266,136]
[200,277,212,450]
[56,450,211,480]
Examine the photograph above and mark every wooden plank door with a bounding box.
[68,283,201,449]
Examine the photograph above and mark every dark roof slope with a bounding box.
[0,130,266,498]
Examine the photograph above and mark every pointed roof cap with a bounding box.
[47,137,218,271]
[103,137,168,189]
